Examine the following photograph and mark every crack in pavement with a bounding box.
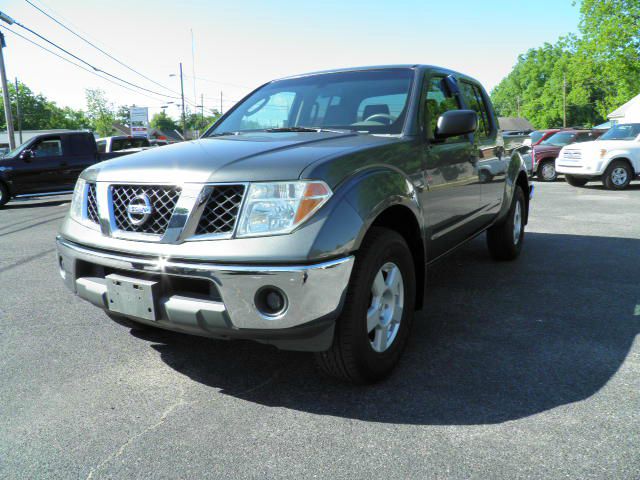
[83,372,280,479]
[85,387,191,480]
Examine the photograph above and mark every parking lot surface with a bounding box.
[1,182,639,479]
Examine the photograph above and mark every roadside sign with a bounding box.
[130,107,149,137]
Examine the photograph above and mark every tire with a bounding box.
[565,175,589,187]
[478,170,493,183]
[486,185,526,261]
[602,160,632,190]
[0,182,9,208]
[105,310,151,330]
[315,227,416,384]
[537,160,557,182]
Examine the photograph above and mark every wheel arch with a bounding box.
[330,166,426,311]
[606,156,636,176]
[496,150,531,225]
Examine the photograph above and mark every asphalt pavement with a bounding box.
[1,181,639,479]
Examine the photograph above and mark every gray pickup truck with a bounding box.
[56,65,532,383]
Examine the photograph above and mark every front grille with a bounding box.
[564,150,582,160]
[87,183,100,224]
[111,185,181,235]
[195,185,245,235]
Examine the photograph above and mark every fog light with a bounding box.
[255,287,288,318]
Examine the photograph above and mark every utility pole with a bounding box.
[220,91,223,115]
[0,30,16,150]
[200,93,204,124]
[14,77,22,144]
[562,72,567,128]
[516,96,521,118]
[179,62,186,139]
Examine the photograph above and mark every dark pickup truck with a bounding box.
[56,65,532,383]
[0,131,134,207]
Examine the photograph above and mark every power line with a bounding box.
[24,0,182,99]
[10,18,198,106]
[1,25,174,105]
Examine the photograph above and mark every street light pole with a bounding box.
[179,62,186,139]
[0,31,16,149]
[14,77,22,144]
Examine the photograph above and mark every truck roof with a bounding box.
[277,64,478,83]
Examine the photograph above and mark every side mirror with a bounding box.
[20,149,34,161]
[435,110,478,139]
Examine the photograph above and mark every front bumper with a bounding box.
[56,236,354,351]
[555,159,604,176]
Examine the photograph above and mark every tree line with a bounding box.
[491,0,640,129]
[0,83,220,140]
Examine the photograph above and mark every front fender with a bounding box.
[495,149,530,224]
[308,167,424,259]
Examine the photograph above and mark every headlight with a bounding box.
[70,178,86,222]
[236,181,332,237]
[600,149,608,159]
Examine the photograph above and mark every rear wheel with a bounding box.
[0,182,9,208]
[537,160,557,182]
[486,185,525,261]
[315,227,416,384]
[565,175,589,187]
[602,160,632,190]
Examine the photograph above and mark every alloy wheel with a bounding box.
[611,167,628,186]
[513,200,522,245]
[541,163,556,181]
[367,262,404,353]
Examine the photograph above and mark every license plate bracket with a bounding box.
[106,274,159,321]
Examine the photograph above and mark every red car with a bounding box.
[530,129,561,147]
[532,129,606,181]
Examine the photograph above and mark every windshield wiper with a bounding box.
[208,131,242,137]
[262,126,353,134]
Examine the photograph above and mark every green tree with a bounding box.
[150,110,179,132]
[1,81,90,132]
[85,88,115,137]
[115,105,130,127]
[491,0,640,129]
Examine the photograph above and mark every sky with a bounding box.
[1,0,582,121]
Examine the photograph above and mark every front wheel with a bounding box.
[486,185,526,261]
[537,160,557,182]
[565,175,589,187]
[602,160,632,190]
[315,227,416,384]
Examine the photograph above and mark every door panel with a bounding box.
[458,81,506,221]
[420,74,482,261]
[17,136,69,194]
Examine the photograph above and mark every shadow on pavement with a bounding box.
[3,198,70,210]
[132,232,640,425]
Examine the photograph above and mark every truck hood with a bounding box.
[85,131,399,185]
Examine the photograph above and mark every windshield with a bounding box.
[541,132,576,147]
[111,137,150,151]
[530,131,545,144]
[599,123,640,141]
[208,69,414,136]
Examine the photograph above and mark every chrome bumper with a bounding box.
[56,236,354,349]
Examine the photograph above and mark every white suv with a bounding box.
[556,123,640,189]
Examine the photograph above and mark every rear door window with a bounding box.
[460,81,491,138]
